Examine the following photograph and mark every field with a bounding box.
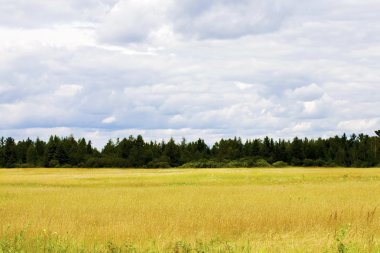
[1,168,380,252]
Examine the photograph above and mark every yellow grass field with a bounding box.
[1,168,380,252]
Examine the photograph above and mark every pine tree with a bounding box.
[4,137,17,167]
[26,145,38,166]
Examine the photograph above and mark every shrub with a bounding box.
[48,159,60,168]
[225,160,249,168]
[314,159,326,167]
[180,160,224,168]
[84,157,130,168]
[290,158,303,166]
[272,161,288,168]
[15,163,36,168]
[352,161,371,168]
[146,161,171,168]
[325,161,339,167]
[254,159,272,167]
[303,159,315,167]
[237,157,257,167]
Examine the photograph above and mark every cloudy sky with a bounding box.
[1,0,379,147]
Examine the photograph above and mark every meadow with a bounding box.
[1,168,380,252]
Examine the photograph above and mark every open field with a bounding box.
[1,168,380,252]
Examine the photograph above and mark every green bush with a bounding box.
[48,159,60,168]
[325,161,339,167]
[303,159,315,167]
[314,159,326,167]
[146,161,171,168]
[180,160,224,168]
[225,160,249,168]
[84,157,130,168]
[290,158,303,166]
[272,161,288,168]
[15,163,36,168]
[254,159,272,167]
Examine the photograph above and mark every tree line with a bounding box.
[0,131,380,168]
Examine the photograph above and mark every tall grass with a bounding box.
[1,168,380,252]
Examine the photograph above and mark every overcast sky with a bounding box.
[0,0,379,147]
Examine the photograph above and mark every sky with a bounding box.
[0,0,379,148]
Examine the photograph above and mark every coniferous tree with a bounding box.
[290,137,304,165]
[0,137,5,167]
[4,137,17,167]
[26,144,38,166]
[375,130,380,165]
[164,138,180,166]
[0,131,379,168]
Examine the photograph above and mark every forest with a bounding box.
[0,131,380,168]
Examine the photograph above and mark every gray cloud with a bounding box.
[97,0,171,43]
[170,0,298,40]
[0,0,118,28]
[0,0,380,146]
[97,0,299,44]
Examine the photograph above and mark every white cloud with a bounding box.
[55,84,83,97]
[338,119,379,132]
[102,116,116,124]
[0,25,95,50]
[97,0,172,43]
[171,0,298,40]
[293,122,312,132]
[0,0,380,144]
[0,0,117,28]
[234,82,254,90]
[97,0,301,44]
[286,83,324,101]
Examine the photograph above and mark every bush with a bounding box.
[15,163,36,168]
[237,157,257,167]
[352,161,370,168]
[146,161,171,168]
[48,159,60,168]
[325,161,339,167]
[272,161,288,168]
[84,157,130,168]
[314,159,326,167]
[303,159,315,167]
[180,160,224,168]
[225,160,249,168]
[254,159,272,168]
[290,158,303,166]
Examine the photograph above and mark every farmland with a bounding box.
[1,168,380,252]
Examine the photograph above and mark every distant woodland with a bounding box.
[1,131,380,168]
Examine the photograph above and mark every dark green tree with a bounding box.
[290,137,304,165]
[164,138,180,167]
[26,145,38,166]
[4,137,17,167]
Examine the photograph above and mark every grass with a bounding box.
[1,168,380,252]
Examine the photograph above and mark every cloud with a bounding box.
[293,122,312,132]
[338,119,379,132]
[0,0,117,28]
[55,84,83,97]
[0,0,380,146]
[171,0,297,40]
[97,0,299,44]
[286,83,324,101]
[102,116,116,124]
[97,0,172,43]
